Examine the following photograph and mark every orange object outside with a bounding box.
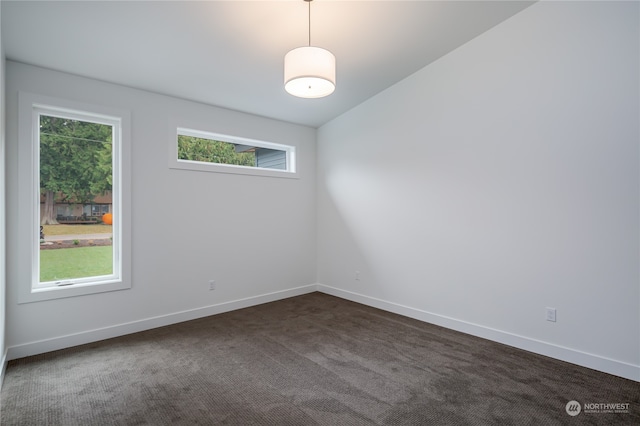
[102,213,113,225]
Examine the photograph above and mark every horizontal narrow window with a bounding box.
[170,128,296,178]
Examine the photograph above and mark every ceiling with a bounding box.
[2,1,534,128]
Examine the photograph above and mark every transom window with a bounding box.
[170,128,296,178]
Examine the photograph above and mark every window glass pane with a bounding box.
[176,132,290,172]
[178,135,257,167]
[39,114,114,284]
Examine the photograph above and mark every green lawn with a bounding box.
[40,246,113,282]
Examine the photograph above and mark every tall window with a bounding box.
[36,108,120,288]
[18,93,131,303]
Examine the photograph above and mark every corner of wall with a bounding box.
[0,0,8,392]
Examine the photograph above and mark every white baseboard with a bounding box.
[0,349,7,390]
[7,283,638,383]
[317,284,640,382]
[6,284,317,361]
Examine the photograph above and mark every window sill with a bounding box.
[19,279,131,304]
[169,159,299,179]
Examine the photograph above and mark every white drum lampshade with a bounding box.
[284,46,336,98]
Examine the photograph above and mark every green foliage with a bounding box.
[40,115,112,204]
[178,135,255,167]
[40,246,113,282]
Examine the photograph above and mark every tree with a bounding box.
[177,135,255,167]
[39,115,112,224]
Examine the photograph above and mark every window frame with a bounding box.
[170,127,297,179]
[17,93,132,303]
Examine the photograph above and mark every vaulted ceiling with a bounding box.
[2,1,534,127]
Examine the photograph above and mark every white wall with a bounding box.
[317,1,639,380]
[5,62,317,357]
[0,3,7,387]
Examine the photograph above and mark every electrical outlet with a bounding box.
[546,307,556,322]
[209,280,216,291]
[355,270,360,281]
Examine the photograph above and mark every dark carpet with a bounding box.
[1,292,638,425]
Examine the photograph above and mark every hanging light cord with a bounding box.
[307,0,312,47]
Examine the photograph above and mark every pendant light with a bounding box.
[284,0,336,98]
